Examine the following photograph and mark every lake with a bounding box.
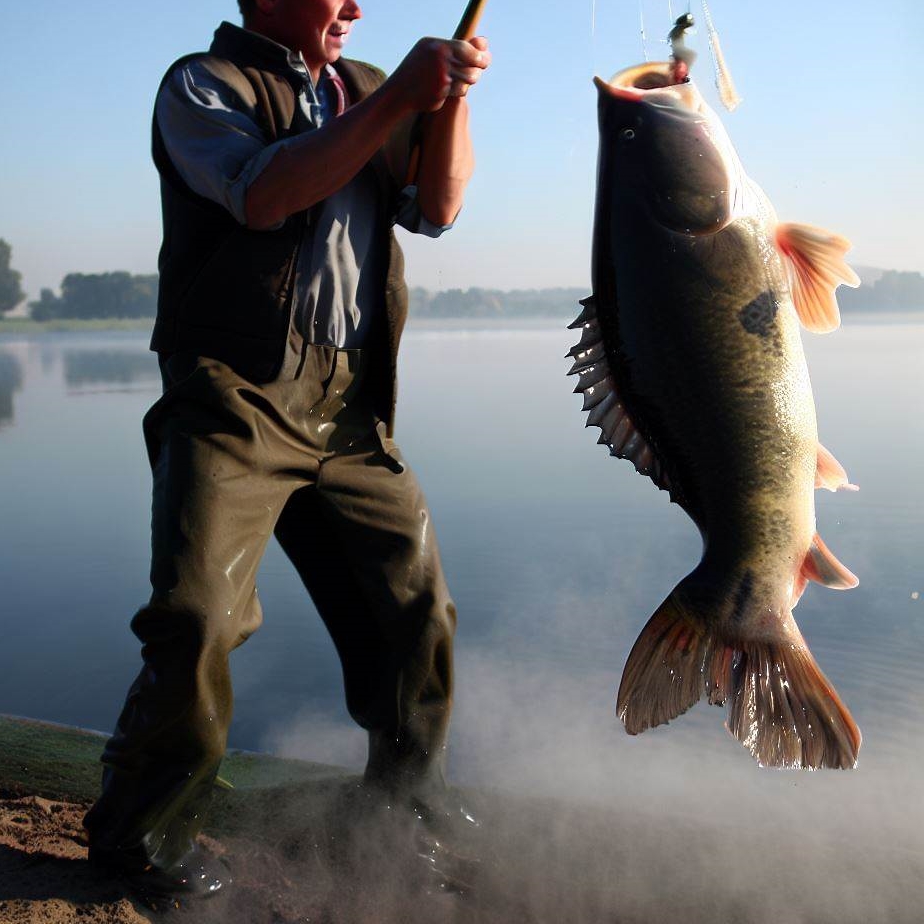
[1,317,922,921]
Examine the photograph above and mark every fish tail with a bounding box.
[617,583,861,769]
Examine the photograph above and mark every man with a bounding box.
[84,0,490,901]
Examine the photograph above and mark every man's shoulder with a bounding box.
[157,53,260,110]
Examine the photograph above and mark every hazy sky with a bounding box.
[0,0,918,300]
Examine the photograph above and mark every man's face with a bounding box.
[262,0,362,70]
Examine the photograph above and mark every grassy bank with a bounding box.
[0,318,153,333]
[0,715,343,800]
[1,310,919,337]
[0,715,349,839]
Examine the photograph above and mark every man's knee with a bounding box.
[416,584,456,633]
[132,590,261,652]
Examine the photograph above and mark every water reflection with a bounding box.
[63,349,159,389]
[0,350,23,428]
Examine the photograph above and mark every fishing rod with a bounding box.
[405,0,490,184]
[454,0,489,40]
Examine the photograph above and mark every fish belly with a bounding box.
[607,213,818,598]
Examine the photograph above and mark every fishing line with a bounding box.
[638,0,649,60]
[590,0,599,81]
[701,0,742,110]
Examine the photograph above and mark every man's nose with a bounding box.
[342,2,362,20]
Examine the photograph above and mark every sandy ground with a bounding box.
[0,789,504,924]
[0,791,408,924]
[0,794,148,923]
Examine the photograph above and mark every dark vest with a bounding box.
[150,29,414,433]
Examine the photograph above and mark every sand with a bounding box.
[0,794,148,923]
[0,783,503,924]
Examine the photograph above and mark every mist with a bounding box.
[255,632,923,924]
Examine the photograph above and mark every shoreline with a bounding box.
[1,308,922,336]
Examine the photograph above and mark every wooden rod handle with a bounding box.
[453,0,489,40]
[405,0,490,186]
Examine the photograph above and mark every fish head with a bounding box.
[595,62,741,235]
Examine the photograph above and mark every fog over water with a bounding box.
[1,319,922,921]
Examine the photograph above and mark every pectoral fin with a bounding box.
[775,223,860,333]
[816,443,858,492]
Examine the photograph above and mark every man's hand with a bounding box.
[244,35,490,230]
[389,37,491,113]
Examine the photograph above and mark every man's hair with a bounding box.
[237,0,256,19]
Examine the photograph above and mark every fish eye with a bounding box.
[619,128,636,142]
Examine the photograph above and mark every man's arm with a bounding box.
[414,36,489,228]
[245,37,490,231]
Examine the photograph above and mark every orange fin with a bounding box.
[617,588,861,768]
[721,630,861,769]
[617,596,710,735]
[802,534,859,590]
[816,443,858,492]
[775,223,861,333]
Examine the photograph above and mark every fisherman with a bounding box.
[83,0,490,901]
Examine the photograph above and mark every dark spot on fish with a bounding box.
[731,570,755,624]
[738,291,779,338]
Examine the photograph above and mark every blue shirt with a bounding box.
[155,22,449,349]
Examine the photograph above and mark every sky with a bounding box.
[0,0,919,301]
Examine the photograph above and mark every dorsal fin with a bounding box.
[567,297,671,493]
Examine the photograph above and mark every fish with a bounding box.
[569,59,862,769]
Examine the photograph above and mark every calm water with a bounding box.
[1,318,922,919]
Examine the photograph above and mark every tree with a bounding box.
[839,269,924,312]
[29,288,62,321]
[873,270,924,309]
[0,239,26,316]
[27,273,158,320]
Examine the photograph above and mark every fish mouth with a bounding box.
[594,62,700,111]
[595,61,738,236]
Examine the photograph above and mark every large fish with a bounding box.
[570,60,862,769]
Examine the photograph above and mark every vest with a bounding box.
[150,30,414,434]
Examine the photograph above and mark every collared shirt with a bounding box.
[155,22,449,349]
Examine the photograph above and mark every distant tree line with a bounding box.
[2,237,924,321]
[837,271,924,312]
[29,273,158,321]
[409,276,924,316]
[408,287,589,317]
[0,239,160,320]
